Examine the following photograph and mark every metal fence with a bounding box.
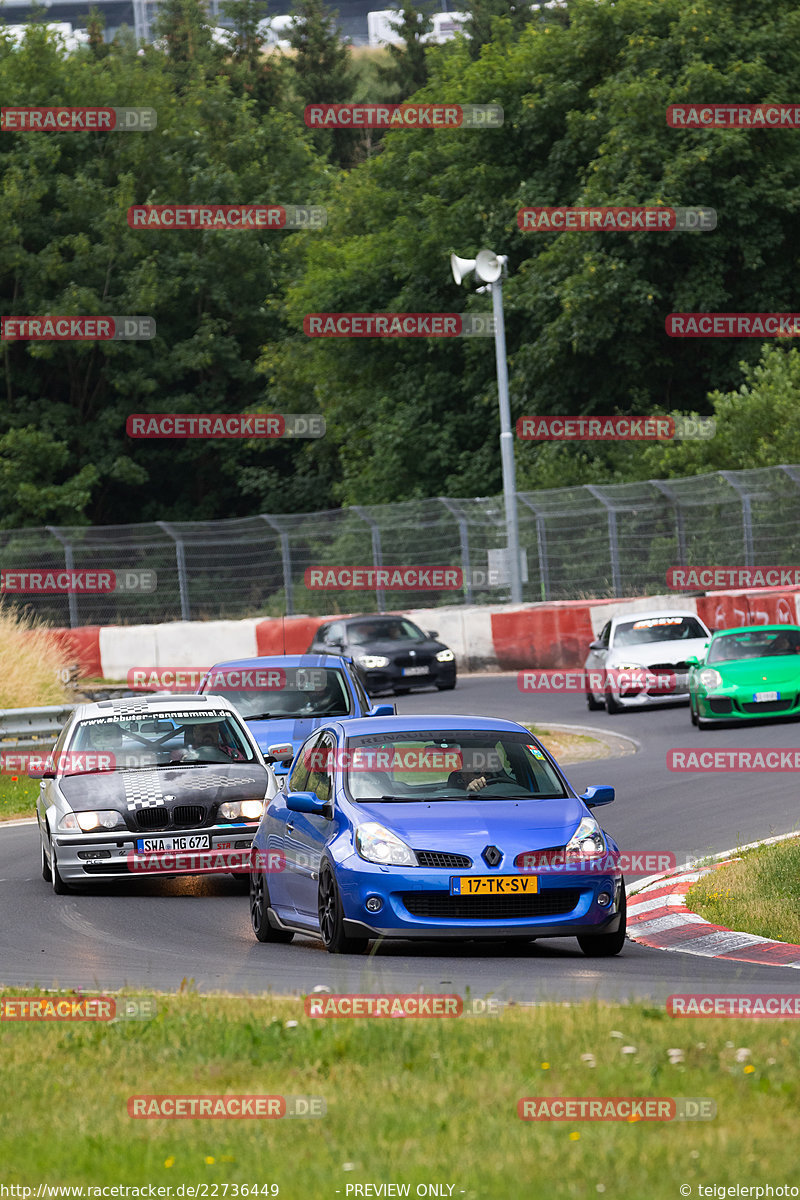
[3,465,800,627]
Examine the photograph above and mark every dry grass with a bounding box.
[0,603,71,709]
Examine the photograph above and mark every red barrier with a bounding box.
[255,616,329,656]
[49,625,102,677]
[696,589,800,631]
[490,603,594,669]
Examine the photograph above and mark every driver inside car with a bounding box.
[447,748,517,794]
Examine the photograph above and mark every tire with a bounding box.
[436,681,457,691]
[50,839,72,895]
[41,833,52,883]
[230,871,250,893]
[586,689,604,711]
[605,689,623,715]
[690,698,699,726]
[318,862,369,954]
[577,888,626,957]
[394,687,411,696]
[250,862,294,943]
[697,715,715,730]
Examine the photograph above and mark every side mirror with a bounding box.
[685,656,700,667]
[31,768,55,780]
[286,790,329,816]
[368,704,395,717]
[427,630,438,639]
[581,785,615,808]
[589,640,605,652]
[328,637,344,649]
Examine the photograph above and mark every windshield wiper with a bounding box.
[244,712,280,721]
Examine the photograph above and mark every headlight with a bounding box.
[219,800,264,820]
[698,668,722,691]
[356,822,418,866]
[565,816,606,858]
[435,649,455,663]
[356,655,390,670]
[62,810,125,832]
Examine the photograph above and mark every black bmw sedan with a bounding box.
[307,615,457,696]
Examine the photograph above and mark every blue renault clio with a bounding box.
[249,714,625,956]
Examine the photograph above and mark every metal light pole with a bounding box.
[451,249,523,603]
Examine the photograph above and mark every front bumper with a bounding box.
[695,690,800,721]
[50,823,258,881]
[334,856,623,940]
[356,660,456,694]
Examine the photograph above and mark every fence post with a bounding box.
[46,527,79,629]
[585,486,621,597]
[719,472,754,566]
[439,497,472,604]
[156,521,191,621]
[517,495,550,601]
[261,515,294,616]
[650,479,687,566]
[353,507,384,612]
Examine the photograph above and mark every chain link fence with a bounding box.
[3,466,800,627]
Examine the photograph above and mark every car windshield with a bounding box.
[348,620,427,645]
[706,628,800,664]
[207,666,353,719]
[341,730,568,802]
[66,709,257,772]
[613,616,707,646]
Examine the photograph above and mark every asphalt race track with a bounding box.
[2,673,799,1002]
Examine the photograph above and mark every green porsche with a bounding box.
[688,624,800,728]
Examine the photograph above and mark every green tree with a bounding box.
[287,0,354,165]
[464,0,534,59]
[220,0,284,109]
[377,4,433,99]
[153,0,223,89]
[0,24,330,525]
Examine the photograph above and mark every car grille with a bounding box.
[708,698,733,714]
[173,805,206,827]
[740,699,794,714]
[513,847,564,868]
[135,808,170,831]
[395,654,434,668]
[82,862,131,874]
[401,890,582,919]
[414,850,472,868]
[649,661,692,672]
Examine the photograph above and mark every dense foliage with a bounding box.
[1,0,799,527]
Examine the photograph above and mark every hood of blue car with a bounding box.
[353,796,587,852]
[247,716,320,756]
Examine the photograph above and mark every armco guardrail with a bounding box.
[0,705,77,751]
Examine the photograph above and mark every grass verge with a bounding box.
[0,990,797,1194]
[526,724,610,764]
[0,772,40,821]
[687,836,800,944]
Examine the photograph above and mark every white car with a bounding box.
[584,610,712,713]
